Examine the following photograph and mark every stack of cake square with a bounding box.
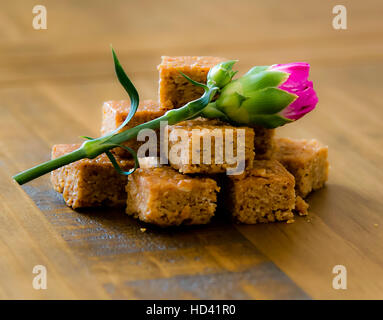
[51,56,329,227]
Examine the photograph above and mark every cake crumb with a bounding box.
[294,196,309,216]
[286,219,295,224]
[140,228,147,233]
[374,224,379,228]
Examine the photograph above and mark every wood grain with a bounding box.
[0,0,382,299]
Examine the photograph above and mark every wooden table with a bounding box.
[1,0,382,299]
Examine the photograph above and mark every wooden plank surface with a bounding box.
[1,0,383,299]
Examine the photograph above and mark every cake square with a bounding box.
[273,138,329,197]
[225,160,296,224]
[166,118,255,175]
[101,99,165,158]
[126,167,220,227]
[158,56,226,110]
[51,144,135,209]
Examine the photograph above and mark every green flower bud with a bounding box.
[207,60,238,88]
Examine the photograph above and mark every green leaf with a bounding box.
[105,144,139,176]
[179,71,209,91]
[241,87,297,114]
[80,136,94,140]
[118,144,140,169]
[111,47,140,133]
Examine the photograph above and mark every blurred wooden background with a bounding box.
[0,0,382,299]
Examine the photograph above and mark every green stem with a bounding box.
[12,87,217,185]
[107,87,217,145]
[13,148,87,185]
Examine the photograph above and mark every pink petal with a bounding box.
[272,62,310,89]
[280,85,318,120]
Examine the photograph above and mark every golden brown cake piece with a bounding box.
[253,126,275,159]
[158,56,226,110]
[273,138,329,197]
[126,167,220,227]
[51,144,135,209]
[226,160,296,224]
[167,118,255,175]
[101,99,165,158]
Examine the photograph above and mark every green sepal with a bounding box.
[230,70,239,79]
[240,70,289,92]
[247,114,293,129]
[244,66,269,76]
[201,102,230,122]
[241,87,297,114]
[216,85,245,110]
